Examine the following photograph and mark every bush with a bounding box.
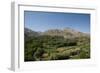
[24,48,37,61]
[70,48,80,56]
[49,50,70,60]
[79,48,90,58]
[57,52,70,60]
[34,48,45,60]
[49,53,58,60]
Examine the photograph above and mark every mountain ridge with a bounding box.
[24,27,90,39]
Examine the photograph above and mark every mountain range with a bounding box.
[24,27,89,39]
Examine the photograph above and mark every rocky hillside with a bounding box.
[24,27,89,39]
[24,28,40,37]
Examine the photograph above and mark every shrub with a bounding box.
[70,48,80,56]
[49,50,70,60]
[56,52,70,60]
[49,53,58,60]
[34,48,45,60]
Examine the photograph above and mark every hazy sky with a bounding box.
[24,11,90,33]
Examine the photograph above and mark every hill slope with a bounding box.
[25,27,89,39]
